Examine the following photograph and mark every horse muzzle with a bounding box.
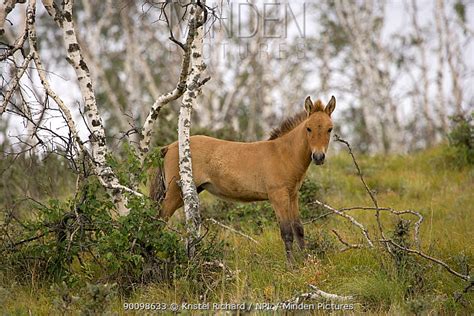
[312,152,325,165]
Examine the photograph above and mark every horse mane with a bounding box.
[268,100,325,140]
[268,111,307,140]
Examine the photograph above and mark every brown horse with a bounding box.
[150,96,336,261]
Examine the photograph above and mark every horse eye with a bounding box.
[328,128,333,133]
[306,127,312,132]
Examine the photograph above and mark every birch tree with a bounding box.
[177,1,208,258]
[0,0,212,218]
[41,0,140,216]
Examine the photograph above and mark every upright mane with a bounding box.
[268,99,325,140]
[268,111,307,140]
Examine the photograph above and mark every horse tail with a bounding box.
[149,146,168,205]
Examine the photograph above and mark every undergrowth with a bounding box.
[0,123,473,314]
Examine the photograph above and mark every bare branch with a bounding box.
[205,218,258,244]
[307,205,423,250]
[332,229,363,252]
[311,199,374,247]
[0,53,32,115]
[334,134,390,252]
[26,0,83,155]
[381,239,471,282]
[138,20,195,163]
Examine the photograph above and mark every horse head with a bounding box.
[303,96,336,165]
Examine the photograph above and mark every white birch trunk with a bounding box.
[410,0,436,146]
[438,0,464,115]
[178,3,207,258]
[42,0,142,216]
[434,0,448,133]
[138,2,199,164]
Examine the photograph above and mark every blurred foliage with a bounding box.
[447,113,473,166]
[454,1,466,23]
[0,149,75,209]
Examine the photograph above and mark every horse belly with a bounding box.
[202,182,268,202]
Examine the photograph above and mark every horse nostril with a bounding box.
[312,152,325,163]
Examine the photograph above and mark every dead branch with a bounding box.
[311,199,374,247]
[326,135,471,289]
[138,0,215,164]
[26,1,83,156]
[381,239,471,283]
[137,9,196,163]
[331,229,363,252]
[0,24,28,61]
[306,205,423,250]
[205,218,258,244]
[0,53,33,115]
[334,134,393,254]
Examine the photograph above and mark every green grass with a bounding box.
[1,144,473,314]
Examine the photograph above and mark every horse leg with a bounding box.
[160,178,183,220]
[291,198,305,250]
[280,222,294,264]
[269,190,295,263]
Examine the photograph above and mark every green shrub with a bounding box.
[299,178,327,219]
[1,147,224,293]
[389,219,427,298]
[447,113,473,166]
[305,229,335,258]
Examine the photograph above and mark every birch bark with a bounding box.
[42,0,142,216]
[410,0,436,146]
[138,3,198,164]
[434,0,448,133]
[178,3,207,258]
[438,0,464,115]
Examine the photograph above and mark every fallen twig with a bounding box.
[205,218,258,244]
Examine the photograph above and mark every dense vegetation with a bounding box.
[0,117,472,314]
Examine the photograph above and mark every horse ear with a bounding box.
[325,96,336,116]
[304,96,313,115]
